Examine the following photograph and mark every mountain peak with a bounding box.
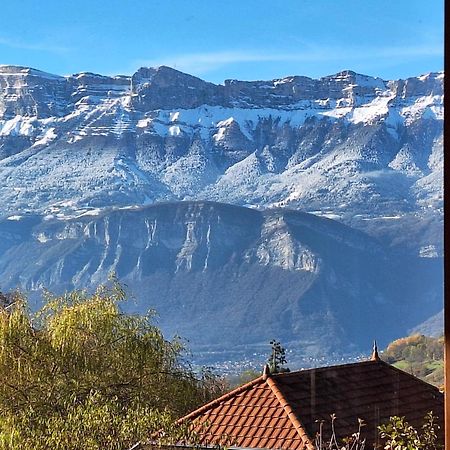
[0,65,63,80]
[133,65,214,84]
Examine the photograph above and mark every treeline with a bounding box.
[382,334,444,388]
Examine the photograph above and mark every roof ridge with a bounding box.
[178,375,265,423]
[273,359,443,393]
[266,376,315,450]
[272,359,381,378]
[375,358,444,394]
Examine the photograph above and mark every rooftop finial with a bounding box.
[371,340,380,361]
[262,364,270,380]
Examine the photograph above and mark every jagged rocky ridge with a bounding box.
[0,202,442,359]
[0,66,443,242]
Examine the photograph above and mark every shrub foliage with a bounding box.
[0,283,225,449]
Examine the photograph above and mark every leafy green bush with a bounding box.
[378,412,442,450]
[314,412,442,450]
[0,282,225,449]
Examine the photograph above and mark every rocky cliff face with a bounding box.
[0,202,441,359]
[0,65,129,119]
[0,66,443,237]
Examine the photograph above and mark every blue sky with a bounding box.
[0,0,444,83]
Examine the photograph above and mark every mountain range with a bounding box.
[0,65,443,366]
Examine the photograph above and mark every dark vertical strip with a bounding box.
[444,1,449,448]
[310,369,316,420]
[374,405,380,449]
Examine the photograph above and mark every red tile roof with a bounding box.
[179,359,444,449]
[181,375,314,450]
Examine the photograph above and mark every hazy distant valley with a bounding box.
[0,65,443,369]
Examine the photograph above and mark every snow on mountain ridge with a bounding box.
[0,66,444,243]
[0,65,64,80]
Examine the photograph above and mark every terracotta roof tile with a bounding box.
[258,436,271,448]
[269,425,283,440]
[253,424,265,439]
[277,426,292,440]
[253,416,264,427]
[178,360,444,449]
[225,424,236,435]
[249,437,262,448]
[259,416,272,428]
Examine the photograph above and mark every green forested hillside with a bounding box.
[382,334,444,389]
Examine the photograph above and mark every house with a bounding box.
[172,348,444,449]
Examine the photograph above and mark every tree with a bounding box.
[267,339,289,374]
[0,282,225,449]
[382,334,444,388]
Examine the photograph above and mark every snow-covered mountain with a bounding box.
[0,66,443,231]
[0,202,442,360]
[0,65,444,360]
